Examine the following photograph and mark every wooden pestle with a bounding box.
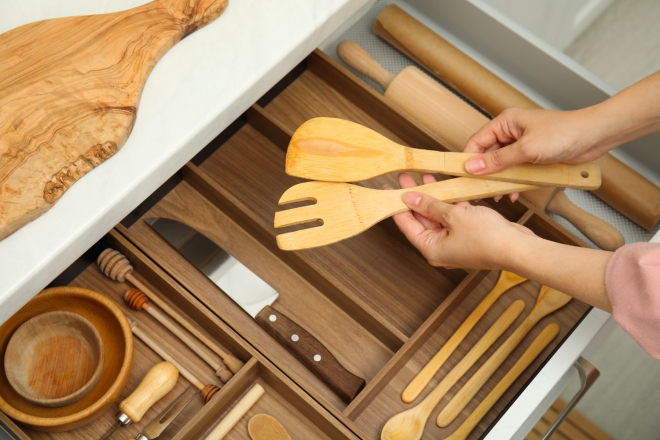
[128,318,220,404]
[373,4,660,231]
[401,271,527,403]
[125,288,232,383]
[97,249,244,375]
[337,40,625,251]
[443,324,560,439]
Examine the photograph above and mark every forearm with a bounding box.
[503,234,613,312]
[584,70,660,151]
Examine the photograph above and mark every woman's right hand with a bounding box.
[463,107,610,176]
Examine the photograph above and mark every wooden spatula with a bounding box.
[286,118,601,189]
[248,414,292,440]
[274,178,537,251]
[0,0,228,240]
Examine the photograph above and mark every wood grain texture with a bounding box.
[5,311,104,408]
[380,301,525,440]
[275,178,538,251]
[0,0,228,240]
[0,287,133,432]
[255,306,365,403]
[444,323,559,440]
[374,4,660,230]
[286,117,600,188]
[401,271,527,403]
[247,414,291,440]
[336,39,623,250]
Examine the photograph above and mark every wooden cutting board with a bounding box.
[0,0,228,240]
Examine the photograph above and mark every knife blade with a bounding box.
[145,218,365,402]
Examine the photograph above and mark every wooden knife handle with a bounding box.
[255,306,365,402]
[120,362,179,423]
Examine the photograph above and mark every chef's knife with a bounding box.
[145,218,365,402]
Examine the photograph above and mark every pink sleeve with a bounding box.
[605,242,660,359]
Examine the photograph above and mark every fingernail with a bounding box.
[466,157,486,174]
[404,192,422,206]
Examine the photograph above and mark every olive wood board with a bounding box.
[0,0,228,240]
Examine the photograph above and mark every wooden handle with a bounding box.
[125,289,234,383]
[443,324,560,438]
[545,191,625,250]
[402,271,526,403]
[119,362,179,423]
[337,40,396,90]
[375,4,660,229]
[204,384,265,440]
[254,306,365,403]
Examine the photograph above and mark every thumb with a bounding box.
[403,191,453,224]
[465,143,526,175]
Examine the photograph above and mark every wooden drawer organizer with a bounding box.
[3,50,591,439]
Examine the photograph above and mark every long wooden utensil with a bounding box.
[0,0,228,240]
[402,271,526,403]
[97,249,244,374]
[437,287,571,427]
[336,40,624,251]
[128,318,221,404]
[373,5,660,231]
[275,178,537,251]
[380,300,525,440]
[287,118,600,189]
[125,288,232,383]
[204,384,265,440]
[443,323,560,440]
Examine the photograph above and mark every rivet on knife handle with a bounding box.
[255,306,365,402]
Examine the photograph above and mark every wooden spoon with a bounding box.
[380,300,525,440]
[436,287,571,427]
[444,323,560,440]
[248,414,292,440]
[286,118,600,189]
[402,271,526,403]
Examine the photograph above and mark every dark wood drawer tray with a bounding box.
[1,50,590,439]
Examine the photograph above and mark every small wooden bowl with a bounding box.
[5,311,105,408]
[0,287,133,432]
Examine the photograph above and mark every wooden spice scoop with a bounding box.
[401,271,526,403]
[275,179,537,251]
[443,323,560,440]
[287,118,600,189]
[97,249,244,377]
[380,300,525,440]
[373,4,660,230]
[336,40,624,251]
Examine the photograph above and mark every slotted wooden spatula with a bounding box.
[274,178,537,251]
[0,0,228,240]
[286,118,601,189]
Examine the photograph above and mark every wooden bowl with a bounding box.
[0,287,133,432]
[5,311,105,408]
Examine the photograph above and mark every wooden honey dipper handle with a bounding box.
[128,319,220,404]
[337,40,395,90]
[125,288,233,383]
[97,248,245,374]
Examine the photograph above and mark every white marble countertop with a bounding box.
[0,0,371,323]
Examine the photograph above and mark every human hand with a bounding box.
[463,107,609,176]
[388,173,535,270]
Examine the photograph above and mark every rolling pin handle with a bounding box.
[337,40,395,91]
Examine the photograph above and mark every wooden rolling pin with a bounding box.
[374,4,660,230]
[337,41,624,250]
[205,384,265,440]
[97,249,244,376]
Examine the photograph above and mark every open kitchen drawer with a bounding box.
[1,50,591,439]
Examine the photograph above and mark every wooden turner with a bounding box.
[274,178,537,251]
[286,118,601,189]
[0,0,228,240]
